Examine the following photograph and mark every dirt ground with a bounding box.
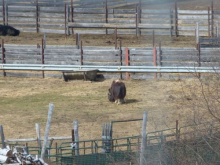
[0,0,218,144]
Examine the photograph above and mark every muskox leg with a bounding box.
[115,99,119,104]
[121,99,125,104]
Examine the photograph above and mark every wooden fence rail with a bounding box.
[0,1,218,36]
[1,43,220,79]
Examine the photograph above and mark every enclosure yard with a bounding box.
[0,0,219,146]
[0,76,215,141]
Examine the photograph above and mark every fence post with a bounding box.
[114,27,117,49]
[2,39,6,77]
[176,120,180,141]
[208,7,210,37]
[197,43,201,78]
[140,111,148,165]
[153,46,157,79]
[35,123,42,150]
[152,30,155,47]
[174,2,178,37]
[71,129,75,155]
[2,0,5,25]
[120,40,122,80]
[196,22,199,44]
[71,0,74,34]
[41,39,45,78]
[211,1,214,37]
[135,5,139,38]
[64,3,67,37]
[125,48,130,80]
[159,42,162,77]
[76,33,80,49]
[4,2,8,25]
[102,123,112,153]
[74,121,79,156]
[41,103,54,160]
[0,125,6,149]
[80,41,83,65]
[105,0,108,35]
[36,0,39,33]
[169,8,172,37]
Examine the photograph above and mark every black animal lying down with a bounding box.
[0,25,20,36]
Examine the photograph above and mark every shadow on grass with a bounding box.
[125,99,139,104]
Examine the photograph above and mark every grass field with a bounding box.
[0,74,215,141]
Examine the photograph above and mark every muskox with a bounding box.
[0,25,20,36]
[108,80,126,104]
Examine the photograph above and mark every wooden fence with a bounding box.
[0,0,218,36]
[1,41,220,79]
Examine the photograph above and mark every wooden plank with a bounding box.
[44,61,80,65]
[35,123,42,149]
[83,50,120,55]
[138,24,171,29]
[8,12,36,17]
[39,28,65,34]
[178,26,208,31]
[83,62,121,66]
[41,103,54,159]
[73,8,106,14]
[140,111,147,165]
[178,10,210,14]
[39,13,64,18]
[161,56,198,61]
[68,22,136,29]
[83,56,120,61]
[73,14,105,18]
[0,125,6,149]
[6,60,42,64]
[178,15,209,19]
[141,15,170,19]
[141,9,171,14]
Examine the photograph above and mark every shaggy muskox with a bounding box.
[0,25,20,36]
[108,80,126,104]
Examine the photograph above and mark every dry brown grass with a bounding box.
[0,75,216,141]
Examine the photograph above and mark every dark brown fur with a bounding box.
[108,80,126,104]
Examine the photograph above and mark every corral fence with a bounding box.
[0,0,218,37]
[1,120,220,164]
[1,37,220,79]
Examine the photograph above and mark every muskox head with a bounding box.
[108,80,126,104]
[108,87,115,102]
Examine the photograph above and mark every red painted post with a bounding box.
[153,46,157,79]
[125,48,130,80]
[42,39,45,78]
[2,39,6,77]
